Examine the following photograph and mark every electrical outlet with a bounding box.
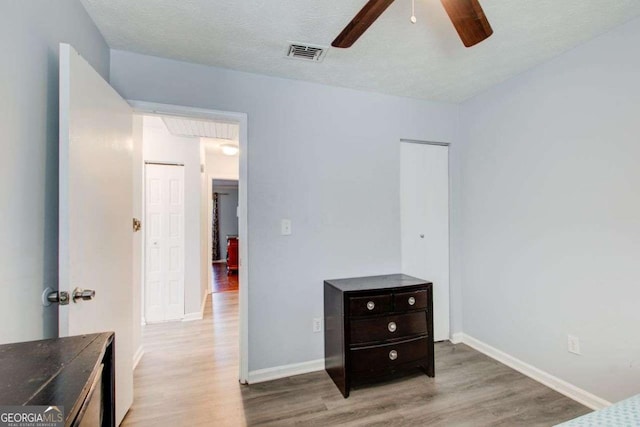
[313,318,322,333]
[568,334,581,355]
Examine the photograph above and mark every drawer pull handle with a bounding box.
[366,301,375,311]
[388,321,397,333]
[408,296,416,306]
[389,350,398,360]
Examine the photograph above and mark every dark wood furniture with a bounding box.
[0,332,115,427]
[324,274,434,398]
[226,235,238,274]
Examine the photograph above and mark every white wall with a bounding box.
[199,142,209,303]
[111,52,460,371]
[459,16,640,403]
[0,1,110,344]
[142,116,205,316]
[205,147,240,181]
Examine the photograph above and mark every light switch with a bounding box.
[281,219,292,235]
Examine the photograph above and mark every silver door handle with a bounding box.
[42,288,69,306]
[73,287,96,303]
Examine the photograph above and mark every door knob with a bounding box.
[42,287,69,306]
[72,287,96,303]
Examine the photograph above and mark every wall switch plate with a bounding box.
[281,219,292,235]
[568,334,581,355]
[313,318,322,333]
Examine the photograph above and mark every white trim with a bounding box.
[207,174,213,293]
[460,333,611,410]
[248,359,325,384]
[183,291,209,322]
[449,332,463,344]
[182,312,202,322]
[129,101,250,384]
[132,346,144,370]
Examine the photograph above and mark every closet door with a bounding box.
[145,163,185,322]
[400,142,450,341]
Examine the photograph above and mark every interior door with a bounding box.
[59,43,133,424]
[144,164,185,323]
[400,142,450,341]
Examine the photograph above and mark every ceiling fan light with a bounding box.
[221,144,239,156]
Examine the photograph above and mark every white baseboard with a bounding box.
[182,312,202,321]
[182,291,210,322]
[449,332,463,344]
[459,333,611,410]
[133,345,144,370]
[248,359,325,384]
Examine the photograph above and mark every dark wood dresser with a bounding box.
[0,332,115,426]
[324,274,434,398]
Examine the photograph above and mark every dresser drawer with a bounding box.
[350,311,427,346]
[349,294,392,316]
[394,290,428,311]
[350,337,429,373]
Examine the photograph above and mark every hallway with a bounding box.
[122,291,244,426]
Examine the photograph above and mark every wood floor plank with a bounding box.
[122,292,590,426]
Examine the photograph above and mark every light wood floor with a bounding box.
[122,293,590,426]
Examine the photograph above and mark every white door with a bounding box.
[145,164,185,323]
[59,44,133,424]
[400,142,450,342]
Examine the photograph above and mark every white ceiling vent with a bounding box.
[286,43,327,62]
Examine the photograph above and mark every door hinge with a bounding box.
[133,218,142,232]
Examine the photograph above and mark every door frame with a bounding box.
[130,100,249,384]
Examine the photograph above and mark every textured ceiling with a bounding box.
[81,0,640,102]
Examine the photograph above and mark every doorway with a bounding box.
[400,140,450,342]
[211,179,240,293]
[133,101,249,383]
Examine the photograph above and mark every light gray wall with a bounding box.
[110,51,459,370]
[214,185,239,261]
[459,16,640,403]
[0,1,110,344]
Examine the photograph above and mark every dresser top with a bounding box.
[325,274,431,292]
[0,332,113,416]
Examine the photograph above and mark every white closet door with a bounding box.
[145,164,185,322]
[400,142,450,341]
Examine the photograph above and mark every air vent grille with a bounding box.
[287,43,327,62]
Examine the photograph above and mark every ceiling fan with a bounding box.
[332,0,493,48]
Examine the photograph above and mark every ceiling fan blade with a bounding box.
[332,0,395,48]
[440,0,493,47]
